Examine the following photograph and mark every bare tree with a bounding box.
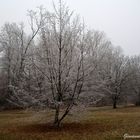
[32,0,85,127]
[0,8,43,108]
[96,47,130,108]
[128,56,140,105]
[80,30,113,106]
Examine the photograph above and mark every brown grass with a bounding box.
[0,106,140,140]
[19,122,110,134]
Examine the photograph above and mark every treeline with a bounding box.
[0,0,140,127]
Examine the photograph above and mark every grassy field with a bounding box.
[0,106,140,140]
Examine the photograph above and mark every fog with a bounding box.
[0,0,140,55]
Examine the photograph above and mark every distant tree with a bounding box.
[81,30,114,106]
[128,56,140,105]
[97,47,130,108]
[0,9,43,108]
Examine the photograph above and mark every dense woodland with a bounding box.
[0,0,140,127]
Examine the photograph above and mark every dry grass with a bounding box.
[0,106,140,140]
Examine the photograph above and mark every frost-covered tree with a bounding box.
[0,9,43,108]
[96,47,130,108]
[28,0,85,127]
[128,56,140,105]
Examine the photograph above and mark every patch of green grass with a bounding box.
[0,106,140,140]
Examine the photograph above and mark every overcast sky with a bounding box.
[0,0,140,56]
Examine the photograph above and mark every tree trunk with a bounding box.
[135,92,140,106]
[53,105,60,128]
[53,104,71,128]
[113,100,117,109]
[53,120,61,128]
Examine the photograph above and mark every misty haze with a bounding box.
[0,0,140,140]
